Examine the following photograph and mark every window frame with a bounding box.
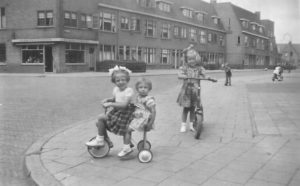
[37,10,53,27]
[161,23,171,39]
[21,45,44,64]
[99,11,116,32]
[145,19,156,38]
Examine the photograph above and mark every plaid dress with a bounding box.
[105,87,135,136]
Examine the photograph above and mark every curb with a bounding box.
[24,117,96,186]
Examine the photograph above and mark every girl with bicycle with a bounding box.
[177,44,209,133]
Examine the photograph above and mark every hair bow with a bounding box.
[108,65,132,76]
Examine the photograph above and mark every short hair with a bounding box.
[135,77,152,91]
[111,69,130,83]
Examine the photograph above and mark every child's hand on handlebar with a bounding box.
[102,102,112,108]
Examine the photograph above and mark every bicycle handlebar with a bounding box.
[178,77,218,82]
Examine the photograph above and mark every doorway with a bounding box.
[45,46,53,72]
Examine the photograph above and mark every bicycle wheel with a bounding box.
[194,114,203,139]
[137,140,151,151]
[138,149,153,163]
[87,137,110,158]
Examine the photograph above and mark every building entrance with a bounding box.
[45,46,53,72]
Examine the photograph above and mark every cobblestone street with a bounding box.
[1,70,300,186]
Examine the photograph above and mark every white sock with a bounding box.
[96,135,104,141]
[124,144,130,149]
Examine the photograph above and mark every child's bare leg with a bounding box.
[85,114,107,147]
[189,106,196,131]
[118,130,133,157]
[180,108,189,132]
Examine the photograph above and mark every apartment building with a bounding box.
[278,42,300,68]
[0,0,226,73]
[214,2,280,68]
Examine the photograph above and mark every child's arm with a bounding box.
[146,106,156,131]
[102,97,115,104]
[105,99,130,109]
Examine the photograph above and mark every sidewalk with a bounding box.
[25,71,300,186]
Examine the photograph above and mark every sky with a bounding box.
[203,0,300,44]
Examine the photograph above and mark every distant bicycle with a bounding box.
[178,76,217,139]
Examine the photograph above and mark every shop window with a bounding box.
[65,43,85,63]
[100,12,116,32]
[22,45,44,64]
[0,7,6,28]
[37,10,53,26]
[0,43,6,62]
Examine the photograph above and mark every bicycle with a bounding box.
[178,76,217,139]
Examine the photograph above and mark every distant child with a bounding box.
[177,44,208,132]
[85,65,135,157]
[128,78,156,132]
[223,63,232,86]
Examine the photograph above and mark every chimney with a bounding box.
[255,11,260,20]
[211,0,217,4]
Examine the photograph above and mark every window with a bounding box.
[0,43,6,62]
[80,14,87,28]
[160,49,171,64]
[86,15,92,28]
[212,17,219,24]
[208,33,212,43]
[196,13,204,23]
[99,44,115,61]
[161,23,171,39]
[189,28,197,42]
[241,20,248,28]
[251,24,256,31]
[64,11,77,27]
[22,45,44,64]
[0,7,6,28]
[144,48,156,64]
[65,43,85,63]
[139,0,155,8]
[145,20,156,37]
[199,30,206,44]
[158,2,171,12]
[100,12,116,32]
[244,35,249,47]
[37,11,53,26]
[181,27,187,38]
[173,26,179,37]
[259,26,263,33]
[130,17,140,31]
[120,16,129,30]
[219,35,225,46]
[92,14,99,29]
[237,36,240,45]
[182,8,193,18]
